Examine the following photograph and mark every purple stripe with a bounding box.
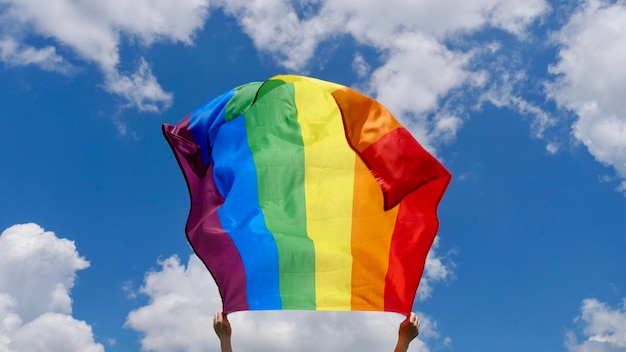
[163,119,248,313]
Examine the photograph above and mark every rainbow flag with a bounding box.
[163,75,451,315]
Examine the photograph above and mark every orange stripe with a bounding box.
[331,87,402,152]
[350,155,399,311]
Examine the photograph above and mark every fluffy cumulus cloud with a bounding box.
[0,223,103,352]
[547,0,626,190]
[0,0,210,111]
[125,255,217,352]
[565,298,626,352]
[126,250,454,352]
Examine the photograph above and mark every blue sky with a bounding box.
[1,1,625,351]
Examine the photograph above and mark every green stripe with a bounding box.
[243,79,316,309]
[225,82,263,122]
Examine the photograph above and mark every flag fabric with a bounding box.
[163,74,451,315]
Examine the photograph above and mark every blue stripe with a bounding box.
[212,114,282,310]
[188,89,235,166]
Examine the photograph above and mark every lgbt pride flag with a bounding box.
[163,75,451,315]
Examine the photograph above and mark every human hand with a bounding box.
[395,312,419,352]
[213,311,232,341]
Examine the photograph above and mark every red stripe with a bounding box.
[383,175,451,314]
[358,127,451,210]
[357,127,451,314]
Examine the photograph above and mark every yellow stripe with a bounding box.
[273,74,344,94]
[282,75,355,310]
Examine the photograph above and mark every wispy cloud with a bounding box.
[0,0,210,112]
[0,37,73,74]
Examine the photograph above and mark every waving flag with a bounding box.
[163,75,451,314]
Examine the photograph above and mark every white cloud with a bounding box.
[126,251,453,352]
[326,0,547,150]
[125,255,217,352]
[0,37,72,73]
[215,0,336,71]
[322,0,548,41]
[487,0,550,37]
[1,0,552,133]
[547,0,626,187]
[352,53,370,78]
[565,298,626,352]
[0,223,89,321]
[546,142,560,155]
[105,58,173,113]
[8,313,104,352]
[479,55,556,141]
[210,0,549,149]
[0,0,210,111]
[416,238,455,301]
[367,31,471,148]
[431,112,464,144]
[0,223,103,352]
